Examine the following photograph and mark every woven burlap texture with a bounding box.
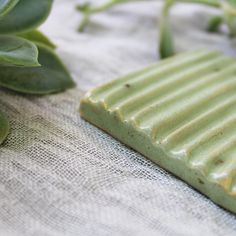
[1,0,236,235]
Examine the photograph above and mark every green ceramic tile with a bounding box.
[80,50,236,213]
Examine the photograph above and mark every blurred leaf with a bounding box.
[159,16,175,58]
[17,30,56,49]
[0,0,53,34]
[0,35,40,67]
[0,0,19,17]
[0,43,75,94]
[226,0,236,8]
[77,0,141,32]
[207,15,223,32]
[78,14,90,32]
[77,2,91,12]
[222,0,236,36]
[76,0,131,14]
[0,111,9,145]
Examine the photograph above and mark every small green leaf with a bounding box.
[17,30,56,49]
[0,111,10,145]
[0,35,40,67]
[207,15,223,33]
[0,0,53,34]
[0,43,75,94]
[0,0,19,17]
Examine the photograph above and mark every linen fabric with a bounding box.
[1,0,236,235]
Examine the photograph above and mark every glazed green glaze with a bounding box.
[80,50,236,214]
[0,0,53,34]
[17,30,56,49]
[0,0,19,17]
[0,35,39,67]
[0,43,75,94]
[0,111,9,144]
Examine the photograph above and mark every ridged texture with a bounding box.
[86,50,236,195]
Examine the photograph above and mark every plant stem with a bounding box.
[77,0,149,14]
[159,0,175,59]
[176,0,220,7]
[77,0,219,14]
[78,14,90,32]
[77,0,236,57]
[77,0,221,32]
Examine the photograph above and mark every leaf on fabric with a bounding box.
[0,43,75,94]
[0,0,53,34]
[17,30,56,49]
[0,35,40,67]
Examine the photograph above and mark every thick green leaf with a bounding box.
[0,0,53,34]
[0,43,75,94]
[0,0,19,17]
[0,111,9,145]
[0,35,40,67]
[17,30,56,49]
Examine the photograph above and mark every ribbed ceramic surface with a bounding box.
[88,50,236,195]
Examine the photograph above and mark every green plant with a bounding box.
[0,0,75,145]
[77,0,236,58]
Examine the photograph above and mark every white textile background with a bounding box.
[1,0,236,235]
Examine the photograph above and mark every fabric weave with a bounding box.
[1,0,236,235]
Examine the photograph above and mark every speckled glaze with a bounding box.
[80,50,236,213]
